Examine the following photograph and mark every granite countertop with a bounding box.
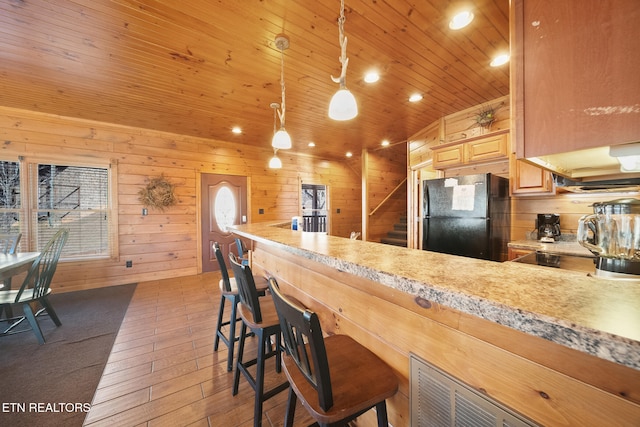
[232,223,640,371]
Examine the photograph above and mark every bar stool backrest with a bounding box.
[268,277,333,411]
[228,252,263,323]
[235,237,247,258]
[213,242,233,293]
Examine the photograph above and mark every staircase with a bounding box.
[380,215,408,247]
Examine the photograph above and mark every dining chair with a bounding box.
[0,228,68,344]
[228,252,289,427]
[267,277,399,427]
[213,242,267,371]
[0,233,22,256]
[0,233,22,319]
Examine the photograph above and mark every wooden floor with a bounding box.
[82,272,317,427]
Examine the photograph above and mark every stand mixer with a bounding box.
[578,198,640,277]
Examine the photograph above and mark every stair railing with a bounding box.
[368,177,407,216]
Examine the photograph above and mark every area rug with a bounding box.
[0,283,136,427]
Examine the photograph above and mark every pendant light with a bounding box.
[268,103,283,169]
[328,0,358,121]
[272,35,292,149]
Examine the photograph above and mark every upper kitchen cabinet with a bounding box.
[512,0,640,176]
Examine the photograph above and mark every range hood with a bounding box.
[525,144,640,192]
[527,146,640,179]
[552,174,640,193]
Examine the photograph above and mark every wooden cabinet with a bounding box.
[432,132,508,170]
[432,143,465,168]
[513,0,640,159]
[510,156,555,196]
[508,247,532,261]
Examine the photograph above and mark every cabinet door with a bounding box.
[466,133,508,163]
[510,159,555,196]
[515,0,640,158]
[432,145,464,169]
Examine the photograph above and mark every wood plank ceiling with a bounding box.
[0,0,509,161]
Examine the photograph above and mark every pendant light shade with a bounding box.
[268,102,285,168]
[328,88,358,121]
[329,0,357,121]
[269,154,282,169]
[272,128,292,149]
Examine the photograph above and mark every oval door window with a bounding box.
[214,186,236,233]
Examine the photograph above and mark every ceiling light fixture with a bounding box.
[328,0,358,121]
[268,102,283,169]
[409,93,423,103]
[231,126,242,134]
[272,34,292,150]
[490,53,510,67]
[364,71,379,83]
[449,10,474,30]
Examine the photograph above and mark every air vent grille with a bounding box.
[410,354,539,427]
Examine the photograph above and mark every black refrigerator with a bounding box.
[422,173,510,261]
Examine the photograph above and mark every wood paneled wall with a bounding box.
[366,143,407,243]
[0,106,361,292]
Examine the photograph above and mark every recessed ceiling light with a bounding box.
[364,71,380,83]
[381,140,390,147]
[409,93,423,103]
[449,11,474,30]
[231,126,242,134]
[308,141,316,147]
[490,53,510,67]
[346,151,353,158]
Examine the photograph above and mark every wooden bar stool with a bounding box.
[228,253,289,427]
[268,277,399,427]
[212,242,267,372]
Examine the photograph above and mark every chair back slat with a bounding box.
[0,233,21,254]
[268,277,334,411]
[235,237,247,257]
[213,242,233,292]
[228,252,262,323]
[15,229,68,302]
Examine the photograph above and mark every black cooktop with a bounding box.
[512,251,597,274]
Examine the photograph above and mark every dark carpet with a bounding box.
[0,284,136,427]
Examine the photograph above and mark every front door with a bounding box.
[201,174,247,272]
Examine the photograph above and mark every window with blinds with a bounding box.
[0,159,115,260]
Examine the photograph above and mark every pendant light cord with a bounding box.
[277,45,286,128]
[331,0,349,88]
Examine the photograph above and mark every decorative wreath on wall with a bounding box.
[473,101,505,129]
[138,174,177,212]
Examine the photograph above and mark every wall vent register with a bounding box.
[410,354,538,427]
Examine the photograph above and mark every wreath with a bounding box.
[138,174,177,211]
[472,101,505,129]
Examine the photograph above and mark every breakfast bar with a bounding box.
[232,222,640,426]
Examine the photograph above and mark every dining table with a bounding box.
[0,252,40,326]
[0,252,40,289]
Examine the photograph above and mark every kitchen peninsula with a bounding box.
[232,222,640,426]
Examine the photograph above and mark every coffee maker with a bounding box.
[537,214,561,242]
